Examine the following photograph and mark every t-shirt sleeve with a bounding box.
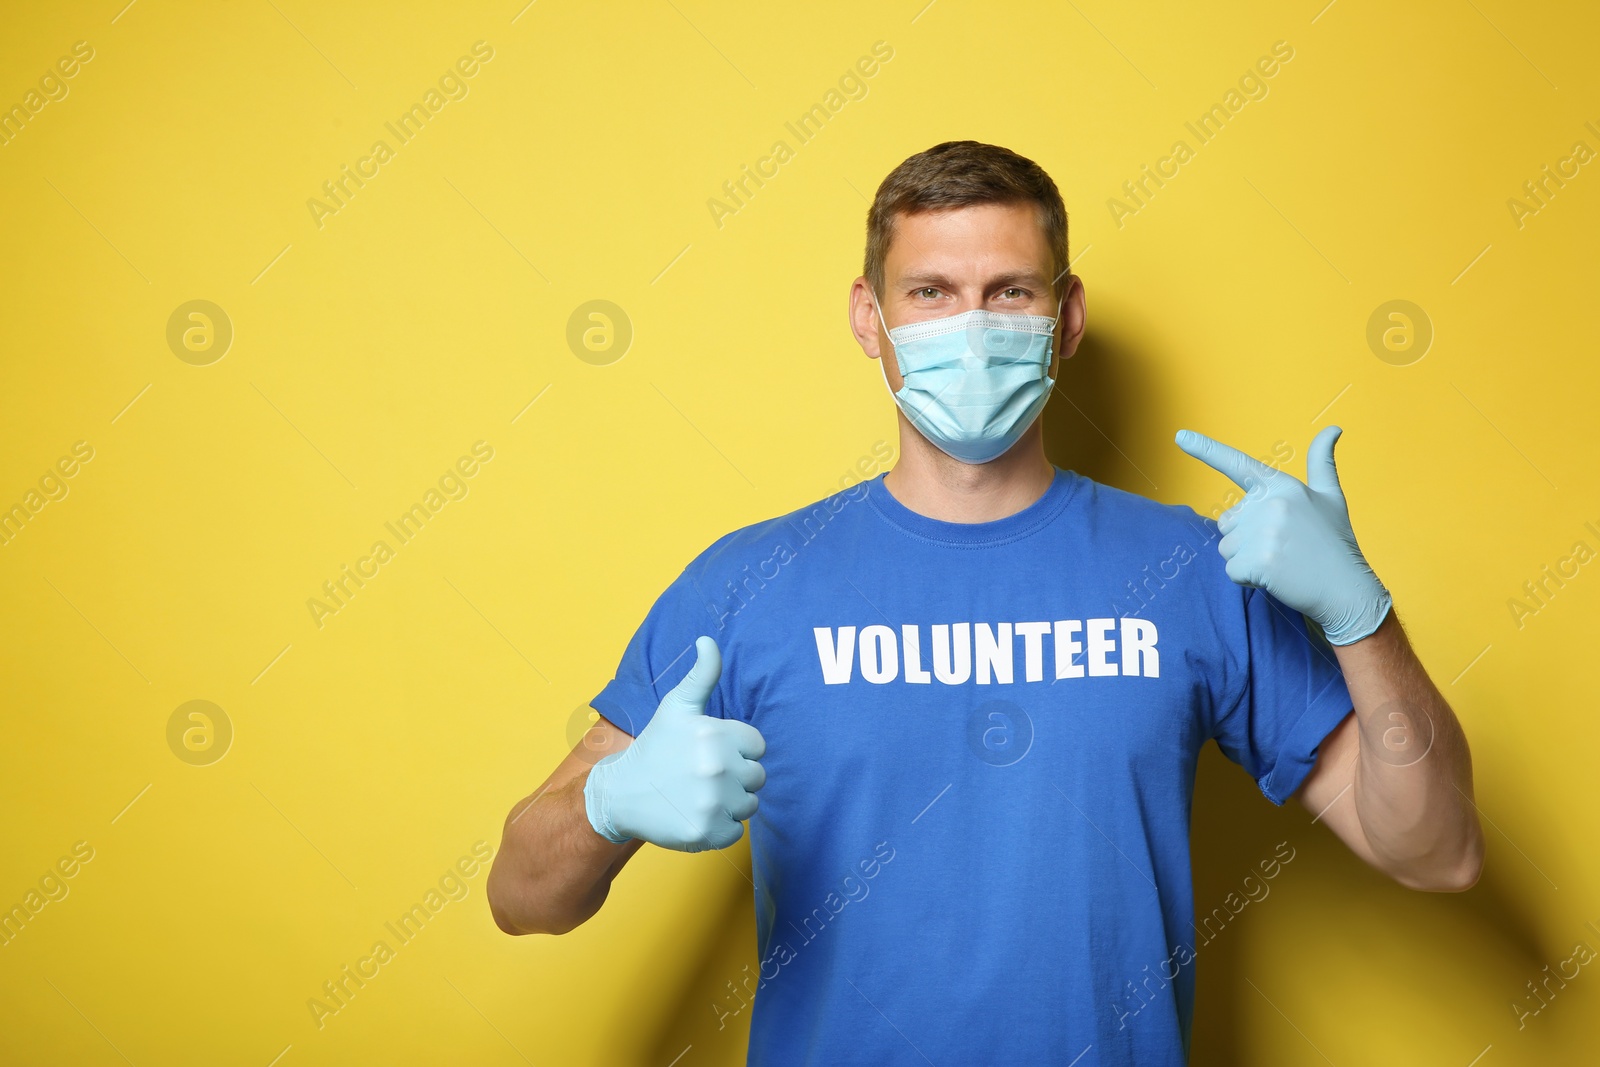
[1211,584,1355,806]
[590,565,729,738]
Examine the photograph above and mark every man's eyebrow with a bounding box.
[895,269,1050,289]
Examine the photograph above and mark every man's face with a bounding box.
[850,200,1086,392]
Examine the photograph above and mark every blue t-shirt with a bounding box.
[592,467,1354,1066]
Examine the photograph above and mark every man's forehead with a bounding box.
[884,203,1051,280]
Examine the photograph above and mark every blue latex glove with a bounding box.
[583,636,767,851]
[1174,424,1392,646]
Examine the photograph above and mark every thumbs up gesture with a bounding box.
[1174,425,1392,646]
[583,637,768,851]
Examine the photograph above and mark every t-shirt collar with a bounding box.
[864,466,1080,547]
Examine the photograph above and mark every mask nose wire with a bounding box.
[876,286,1064,343]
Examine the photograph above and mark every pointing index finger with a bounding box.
[1174,429,1277,492]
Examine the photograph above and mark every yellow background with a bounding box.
[2,0,1596,1063]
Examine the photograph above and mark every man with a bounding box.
[486,141,1484,1065]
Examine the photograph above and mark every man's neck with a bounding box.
[881,420,1056,523]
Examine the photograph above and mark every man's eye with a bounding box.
[916,288,941,300]
[1001,287,1027,299]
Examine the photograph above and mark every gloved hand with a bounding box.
[1174,424,1392,646]
[583,636,767,851]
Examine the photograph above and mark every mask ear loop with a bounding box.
[1045,284,1068,378]
[870,290,908,380]
[1048,281,1067,327]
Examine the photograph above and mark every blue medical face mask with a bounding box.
[872,290,1064,465]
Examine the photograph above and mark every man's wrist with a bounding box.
[582,765,631,844]
[1323,589,1394,646]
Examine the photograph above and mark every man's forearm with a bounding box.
[1331,607,1485,890]
[487,771,641,935]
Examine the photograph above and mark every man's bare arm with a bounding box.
[1172,427,1484,891]
[1294,608,1485,892]
[487,714,645,936]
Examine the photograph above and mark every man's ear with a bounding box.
[1056,274,1086,367]
[851,276,885,361]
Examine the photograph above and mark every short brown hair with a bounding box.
[864,140,1070,297]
